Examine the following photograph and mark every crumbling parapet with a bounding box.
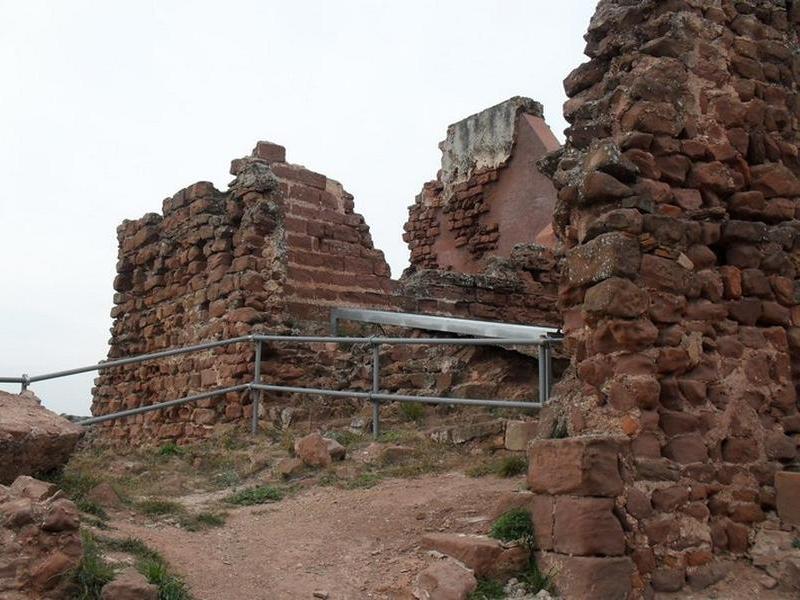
[536,0,800,596]
[93,141,396,444]
[404,97,560,273]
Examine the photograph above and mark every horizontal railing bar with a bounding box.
[251,383,541,410]
[331,307,560,341]
[28,336,254,383]
[6,333,563,386]
[252,335,554,346]
[80,384,250,426]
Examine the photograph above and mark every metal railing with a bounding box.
[1,313,561,439]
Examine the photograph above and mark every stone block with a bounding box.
[528,437,624,497]
[412,559,477,600]
[504,420,538,451]
[775,471,800,526]
[420,533,528,579]
[537,553,633,600]
[553,497,625,556]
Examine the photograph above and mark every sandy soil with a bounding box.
[106,473,519,600]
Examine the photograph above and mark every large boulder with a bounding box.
[0,391,84,484]
[0,476,83,599]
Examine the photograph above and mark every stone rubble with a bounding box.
[0,476,83,599]
[0,390,84,485]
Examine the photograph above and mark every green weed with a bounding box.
[71,530,114,599]
[226,485,284,506]
[468,578,505,599]
[490,509,534,543]
[136,499,184,516]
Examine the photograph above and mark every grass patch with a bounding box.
[344,472,382,489]
[497,456,527,478]
[468,578,505,600]
[399,402,426,422]
[377,430,417,444]
[140,558,191,600]
[42,469,109,520]
[179,512,226,532]
[136,499,184,516]
[99,537,191,600]
[490,509,533,543]
[467,456,527,479]
[794,538,800,550]
[226,485,284,506]
[518,562,556,595]
[158,443,185,458]
[327,430,363,447]
[71,530,114,599]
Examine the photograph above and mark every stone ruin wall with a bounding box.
[92,116,562,444]
[404,97,560,273]
[516,1,800,597]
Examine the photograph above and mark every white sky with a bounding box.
[0,0,596,415]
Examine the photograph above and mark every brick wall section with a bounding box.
[404,97,560,273]
[405,166,502,269]
[531,1,800,596]
[92,142,395,444]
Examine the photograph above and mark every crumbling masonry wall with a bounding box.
[92,143,396,444]
[404,97,560,273]
[524,1,800,597]
[93,132,561,445]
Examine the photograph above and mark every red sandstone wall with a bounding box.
[522,1,800,597]
[404,97,559,273]
[92,142,395,443]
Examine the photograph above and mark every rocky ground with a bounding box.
[7,405,799,599]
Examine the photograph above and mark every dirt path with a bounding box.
[108,473,519,600]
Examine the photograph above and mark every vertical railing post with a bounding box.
[20,374,29,394]
[538,344,546,405]
[371,342,380,440]
[250,340,263,435]
[545,342,553,400]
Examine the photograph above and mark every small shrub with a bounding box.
[550,419,568,439]
[400,402,425,422]
[497,456,527,478]
[226,485,284,506]
[71,530,114,599]
[75,498,109,520]
[101,537,162,562]
[317,472,339,487]
[214,469,241,488]
[137,499,184,516]
[466,456,527,479]
[794,538,800,550]
[99,537,190,600]
[327,430,363,447]
[490,509,533,543]
[139,558,191,600]
[518,562,556,595]
[345,472,382,489]
[468,578,505,600]
[158,443,185,457]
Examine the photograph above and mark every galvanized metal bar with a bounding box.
[545,343,553,399]
[79,384,250,426]
[538,345,547,405]
[252,335,550,346]
[0,377,24,384]
[250,383,541,410]
[371,343,380,439]
[28,336,253,383]
[250,340,263,435]
[21,374,29,393]
[330,312,339,336]
[330,307,559,341]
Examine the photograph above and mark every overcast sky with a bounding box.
[0,0,596,415]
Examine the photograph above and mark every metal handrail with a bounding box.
[2,314,560,439]
[331,307,562,341]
